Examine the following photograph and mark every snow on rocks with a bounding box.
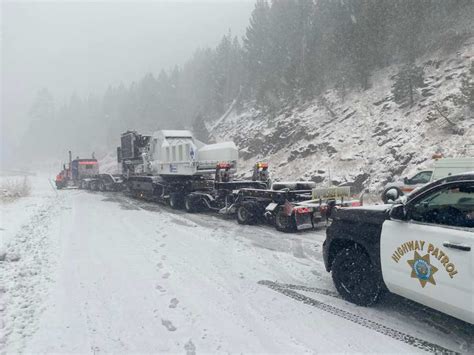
[211,38,474,193]
[98,151,121,174]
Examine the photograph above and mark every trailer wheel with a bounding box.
[275,208,296,232]
[236,203,257,225]
[98,181,106,192]
[169,193,184,209]
[184,195,199,213]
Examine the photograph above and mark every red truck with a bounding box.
[55,151,99,189]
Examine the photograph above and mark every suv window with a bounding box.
[408,171,432,184]
[410,183,474,228]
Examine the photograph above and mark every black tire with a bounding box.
[332,245,382,306]
[381,186,403,204]
[274,208,296,232]
[184,195,198,213]
[169,193,184,209]
[98,181,106,192]
[236,203,257,225]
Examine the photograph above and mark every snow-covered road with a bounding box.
[1,177,473,353]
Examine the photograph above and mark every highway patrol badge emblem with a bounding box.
[407,251,438,287]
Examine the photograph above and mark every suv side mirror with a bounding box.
[403,177,409,184]
[390,204,406,220]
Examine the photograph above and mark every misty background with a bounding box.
[1,0,472,172]
[1,0,254,168]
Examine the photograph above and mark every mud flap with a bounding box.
[294,212,313,230]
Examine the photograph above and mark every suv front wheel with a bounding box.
[331,245,382,306]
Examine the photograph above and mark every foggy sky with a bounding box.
[1,0,254,167]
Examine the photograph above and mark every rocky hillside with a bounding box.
[210,38,474,193]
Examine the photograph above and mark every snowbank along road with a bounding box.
[1,176,473,353]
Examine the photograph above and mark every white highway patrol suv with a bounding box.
[324,172,473,324]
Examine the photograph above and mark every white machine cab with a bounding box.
[147,130,238,176]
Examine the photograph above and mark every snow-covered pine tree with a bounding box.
[391,64,425,107]
[243,0,271,105]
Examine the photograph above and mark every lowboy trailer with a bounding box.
[183,162,270,213]
[234,184,362,232]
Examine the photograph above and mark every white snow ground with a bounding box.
[1,177,473,353]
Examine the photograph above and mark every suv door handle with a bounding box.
[443,242,471,252]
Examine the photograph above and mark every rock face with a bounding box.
[211,40,474,193]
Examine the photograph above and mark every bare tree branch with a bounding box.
[434,103,456,126]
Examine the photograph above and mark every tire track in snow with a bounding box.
[259,281,460,354]
[259,280,340,298]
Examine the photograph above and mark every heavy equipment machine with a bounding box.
[116,130,268,207]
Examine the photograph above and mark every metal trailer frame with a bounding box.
[184,180,268,213]
[232,186,363,232]
[123,162,270,211]
[79,174,125,192]
[232,187,314,231]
